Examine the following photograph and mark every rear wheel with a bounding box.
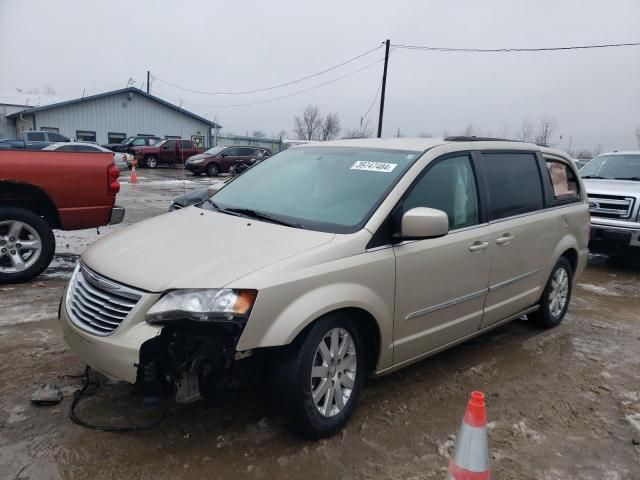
[530,257,573,328]
[206,163,220,177]
[145,155,158,168]
[271,313,365,438]
[0,207,55,284]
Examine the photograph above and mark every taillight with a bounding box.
[108,164,120,195]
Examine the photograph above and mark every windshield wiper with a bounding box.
[206,200,244,217]
[581,175,607,179]
[614,177,640,181]
[224,208,304,228]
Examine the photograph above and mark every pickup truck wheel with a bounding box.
[0,207,55,284]
[145,156,158,169]
[271,313,365,438]
[206,163,220,177]
[530,257,573,329]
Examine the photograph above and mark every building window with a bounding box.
[191,135,204,148]
[108,132,126,144]
[76,130,96,142]
[41,126,59,133]
[165,135,181,140]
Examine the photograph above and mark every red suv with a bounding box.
[132,139,205,168]
[184,146,271,176]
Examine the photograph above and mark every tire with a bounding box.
[145,155,158,169]
[530,257,573,328]
[271,313,365,438]
[206,163,220,177]
[0,207,55,284]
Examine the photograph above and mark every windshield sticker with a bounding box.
[350,161,398,173]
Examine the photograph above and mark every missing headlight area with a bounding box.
[135,323,267,404]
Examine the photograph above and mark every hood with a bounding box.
[583,178,640,197]
[186,153,212,162]
[82,207,335,292]
[173,187,209,207]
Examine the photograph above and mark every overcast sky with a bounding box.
[1,0,639,152]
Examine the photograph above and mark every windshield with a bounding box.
[581,154,640,180]
[204,146,225,155]
[200,146,421,233]
[122,137,135,145]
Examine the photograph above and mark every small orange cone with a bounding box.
[447,391,490,480]
[130,164,138,184]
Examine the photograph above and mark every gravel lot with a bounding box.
[1,168,639,479]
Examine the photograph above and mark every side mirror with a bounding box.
[207,182,225,196]
[400,207,449,239]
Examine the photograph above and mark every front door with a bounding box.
[393,154,493,365]
[159,140,177,164]
[478,152,555,327]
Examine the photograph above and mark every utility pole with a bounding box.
[377,39,390,138]
[147,71,150,94]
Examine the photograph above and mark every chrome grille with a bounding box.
[588,194,635,219]
[66,264,144,336]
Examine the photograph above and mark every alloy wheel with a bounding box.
[549,267,569,318]
[311,328,357,417]
[0,220,42,273]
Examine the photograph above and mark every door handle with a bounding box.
[469,241,490,252]
[495,234,514,245]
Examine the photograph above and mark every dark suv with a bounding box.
[103,136,161,153]
[185,145,271,176]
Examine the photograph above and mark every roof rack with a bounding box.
[444,136,522,142]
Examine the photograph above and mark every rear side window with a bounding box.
[180,140,192,149]
[481,153,543,220]
[545,159,579,199]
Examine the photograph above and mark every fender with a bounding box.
[547,233,581,283]
[236,282,394,370]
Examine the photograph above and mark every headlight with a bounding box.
[146,289,257,324]
[188,157,204,164]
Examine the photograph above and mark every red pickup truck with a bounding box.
[132,139,205,168]
[0,150,123,283]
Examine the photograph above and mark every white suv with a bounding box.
[60,138,589,437]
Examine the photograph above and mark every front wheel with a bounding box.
[206,163,220,177]
[0,207,55,284]
[530,257,573,328]
[271,314,365,438]
[145,155,158,168]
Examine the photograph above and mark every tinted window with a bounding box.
[76,145,101,152]
[224,148,240,156]
[482,153,543,220]
[27,132,46,141]
[545,159,579,199]
[239,148,255,156]
[49,133,68,142]
[403,155,478,229]
[180,140,192,149]
[164,140,177,150]
[132,138,147,146]
[58,145,76,151]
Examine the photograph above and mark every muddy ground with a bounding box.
[1,168,639,479]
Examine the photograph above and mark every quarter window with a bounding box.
[481,153,543,220]
[402,155,479,229]
[545,160,579,199]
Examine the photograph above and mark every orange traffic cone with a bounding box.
[447,391,490,480]
[130,164,138,184]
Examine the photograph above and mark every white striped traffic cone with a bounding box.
[447,391,490,480]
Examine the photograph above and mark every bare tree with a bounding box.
[343,117,373,139]
[320,112,341,141]
[534,116,557,145]
[517,118,534,142]
[293,105,322,140]
[461,123,475,136]
[635,126,640,149]
[252,130,266,139]
[501,121,510,139]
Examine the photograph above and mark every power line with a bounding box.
[152,45,382,96]
[362,79,382,121]
[156,57,385,109]
[391,41,640,53]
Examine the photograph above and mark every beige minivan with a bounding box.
[61,138,589,437]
